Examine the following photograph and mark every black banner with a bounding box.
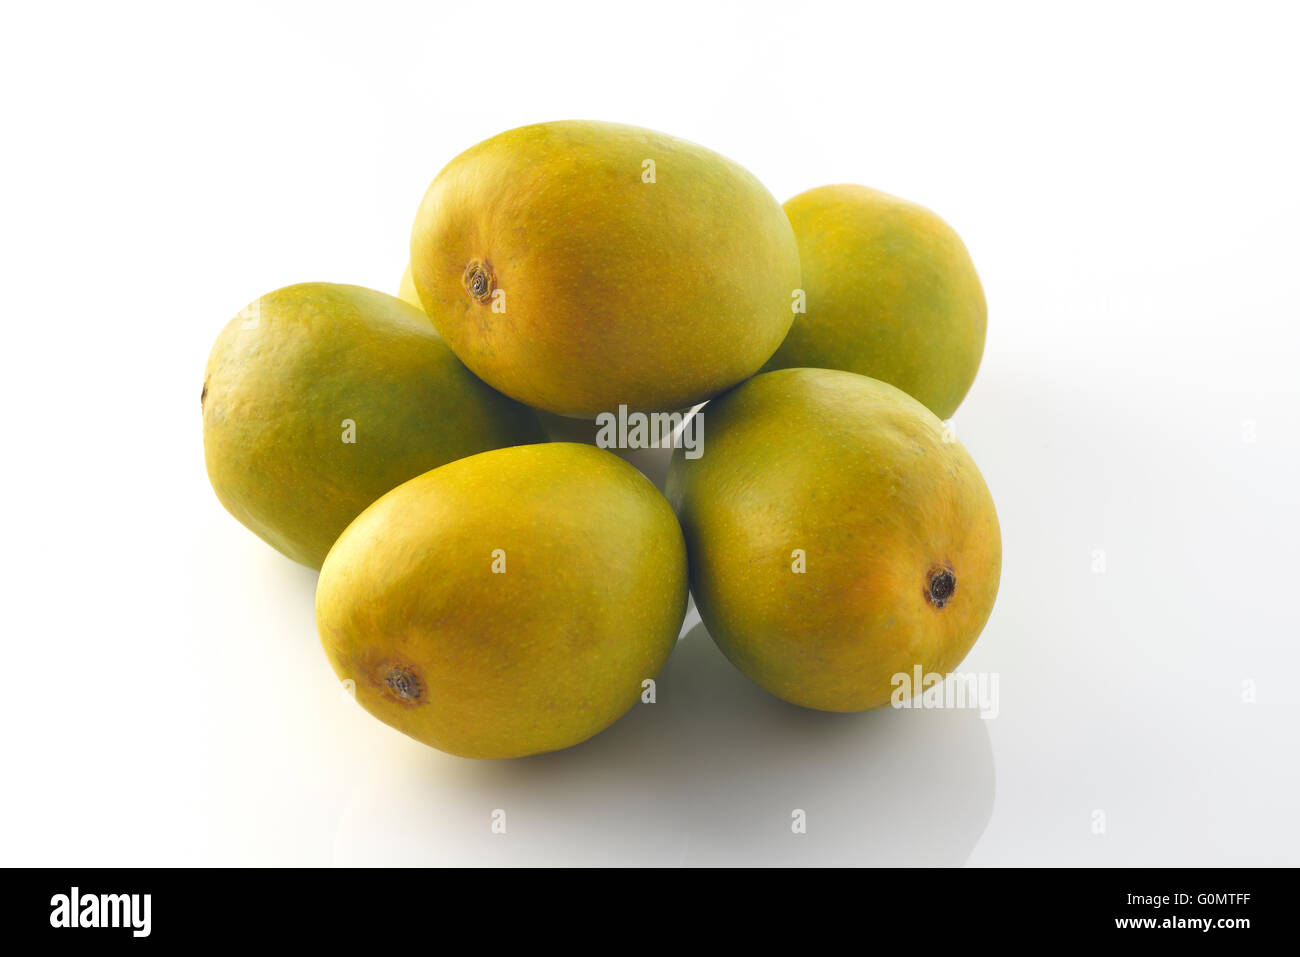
[11,867,1285,943]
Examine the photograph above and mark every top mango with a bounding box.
[410,120,801,416]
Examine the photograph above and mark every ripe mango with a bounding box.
[202,282,544,569]
[764,185,986,419]
[410,120,801,416]
[396,265,422,311]
[666,368,1000,712]
[316,443,688,759]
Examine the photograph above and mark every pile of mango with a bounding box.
[202,121,1000,759]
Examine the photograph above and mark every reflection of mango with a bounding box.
[764,185,986,419]
[202,283,544,568]
[316,443,688,759]
[410,120,801,416]
[667,368,1000,712]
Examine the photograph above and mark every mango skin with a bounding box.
[316,443,689,759]
[764,185,986,420]
[666,368,1000,712]
[396,265,422,311]
[202,283,545,569]
[411,120,801,416]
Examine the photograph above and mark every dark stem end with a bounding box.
[926,564,956,609]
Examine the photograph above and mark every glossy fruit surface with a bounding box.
[765,185,985,419]
[411,120,800,415]
[202,282,544,568]
[317,443,689,758]
[667,368,1000,711]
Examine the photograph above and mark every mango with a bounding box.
[764,185,986,419]
[316,443,689,758]
[410,120,801,416]
[396,265,422,311]
[666,368,1000,712]
[202,282,544,569]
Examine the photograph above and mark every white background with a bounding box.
[1,0,1297,866]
